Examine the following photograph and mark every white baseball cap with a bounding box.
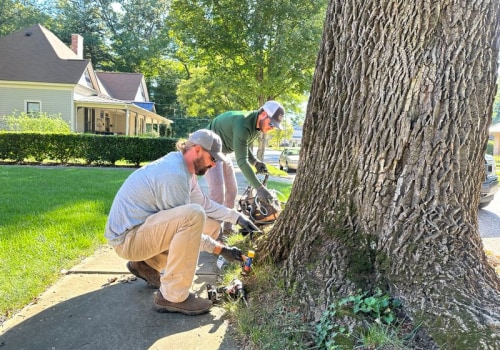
[262,101,285,130]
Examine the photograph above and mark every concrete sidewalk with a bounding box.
[0,246,237,350]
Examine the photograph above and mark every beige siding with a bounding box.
[0,85,74,126]
[493,132,500,156]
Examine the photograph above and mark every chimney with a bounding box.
[71,34,83,59]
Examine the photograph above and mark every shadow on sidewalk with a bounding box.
[0,279,236,350]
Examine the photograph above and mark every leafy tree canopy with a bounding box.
[148,60,188,117]
[93,0,172,74]
[0,0,50,36]
[48,0,113,70]
[169,0,327,112]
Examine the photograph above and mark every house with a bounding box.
[0,24,170,136]
[490,122,500,156]
[291,125,302,147]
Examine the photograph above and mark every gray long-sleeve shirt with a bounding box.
[104,151,240,252]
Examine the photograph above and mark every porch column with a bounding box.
[494,134,499,156]
[126,109,130,136]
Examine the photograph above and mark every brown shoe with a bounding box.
[126,261,160,288]
[154,292,212,315]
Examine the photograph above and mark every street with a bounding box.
[479,193,500,238]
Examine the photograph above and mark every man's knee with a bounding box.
[185,204,206,222]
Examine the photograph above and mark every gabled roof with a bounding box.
[96,72,148,101]
[0,24,90,84]
[74,92,131,104]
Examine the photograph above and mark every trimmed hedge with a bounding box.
[0,132,178,166]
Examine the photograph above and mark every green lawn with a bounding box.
[0,164,292,320]
[0,165,134,319]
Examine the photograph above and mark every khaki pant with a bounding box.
[114,204,220,302]
[205,156,237,231]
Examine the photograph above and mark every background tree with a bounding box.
[95,0,172,74]
[0,0,50,36]
[263,0,500,348]
[169,0,326,151]
[176,67,239,117]
[148,60,187,117]
[49,0,113,70]
[169,0,326,107]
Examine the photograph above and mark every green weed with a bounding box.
[314,288,413,349]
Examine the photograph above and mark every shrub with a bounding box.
[0,112,71,133]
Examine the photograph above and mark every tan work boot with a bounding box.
[154,292,212,315]
[126,261,160,288]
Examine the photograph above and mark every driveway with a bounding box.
[479,193,500,238]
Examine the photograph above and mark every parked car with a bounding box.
[480,154,499,208]
[279,147,300,173]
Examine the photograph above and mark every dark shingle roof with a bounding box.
[0,24,89,84]
[96,72,146,101]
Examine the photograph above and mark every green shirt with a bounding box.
[207,110,262,188]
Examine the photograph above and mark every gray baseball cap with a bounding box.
[188,129,226,161]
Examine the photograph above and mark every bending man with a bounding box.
[206,100,285,237]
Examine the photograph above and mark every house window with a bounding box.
[26,101,41,114]
[84,69,93,88]
[78,69,94,88]
[139,84,146,101]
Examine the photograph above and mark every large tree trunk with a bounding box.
[263,1,500,348]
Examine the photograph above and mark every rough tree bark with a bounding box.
[262,1,500,348]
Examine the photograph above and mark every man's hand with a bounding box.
[254,161,268,174]
[256,185,273,201]
[220,246,243,262]
[237,215,261,233]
